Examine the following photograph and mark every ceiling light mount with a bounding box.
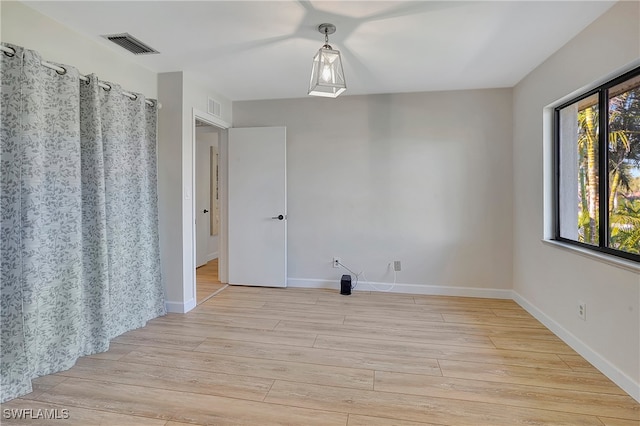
[318,23,336,48]
[308,23,346,98]
[318,23,336,35]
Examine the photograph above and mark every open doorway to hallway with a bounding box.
[195,119,226,304]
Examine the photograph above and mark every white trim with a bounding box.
[218,129,229,284]
[542,239,640,273]
[207,251,219,262]
[165,298,196,314]
[287,278,337,290]
[187,108,231,313]
[513,291,640,403]
[287,278,513,299]
[194,108,230,130]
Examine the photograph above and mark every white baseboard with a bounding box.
[207,251,219,262]
[165,298,196,314]
[287,278,337,290]
[287,278,513,299]
[513,291,640,403]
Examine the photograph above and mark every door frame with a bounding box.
[189,108,230,304]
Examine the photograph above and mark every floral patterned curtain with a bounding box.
[0,43,165,402]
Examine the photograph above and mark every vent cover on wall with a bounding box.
[102,33,159,55]
[208,98,221,118]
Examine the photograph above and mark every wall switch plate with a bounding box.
[393,260,401,271]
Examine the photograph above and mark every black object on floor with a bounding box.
[340,274,351,295]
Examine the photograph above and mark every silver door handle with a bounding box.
[271,215,285,220]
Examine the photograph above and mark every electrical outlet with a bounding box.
[578,301,586,321]
[333,257,340,268]
[393,260,401,271]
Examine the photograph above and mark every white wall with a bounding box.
[183,71,233,126]
[158,71,231,312]
[233,89,513,296]
[183,72,230,272]
[157,72,184,309]
[512,1,640,401]
[1,1,156,98]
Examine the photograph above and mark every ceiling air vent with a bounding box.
[102,33,159,55]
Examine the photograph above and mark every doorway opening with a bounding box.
[195,118,227,304]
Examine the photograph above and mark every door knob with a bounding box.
[271,214,284,220]
[203,209,209,213]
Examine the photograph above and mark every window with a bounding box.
[555,66,640,261]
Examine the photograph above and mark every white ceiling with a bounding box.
[23,1,616,101]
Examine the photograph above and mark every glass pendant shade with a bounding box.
[308,46,346,98]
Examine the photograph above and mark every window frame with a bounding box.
[553,65,640,263]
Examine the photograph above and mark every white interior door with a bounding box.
[228,126,286,287]
[195,130,210,268]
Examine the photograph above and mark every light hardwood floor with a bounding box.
[196,259,226,304]
[3,287,638,425]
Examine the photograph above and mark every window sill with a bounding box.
[542,239,640,274]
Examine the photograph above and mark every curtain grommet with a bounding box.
[130,94,138,101]
[3,48,15,58]
[55,66,67,76]
[102,85,111,92]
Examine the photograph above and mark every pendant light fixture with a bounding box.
[308,23,346,98]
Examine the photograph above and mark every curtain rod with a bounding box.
[1,45,157,108]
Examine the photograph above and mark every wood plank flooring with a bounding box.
[196,259,226,304]
[2,286,638,425]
